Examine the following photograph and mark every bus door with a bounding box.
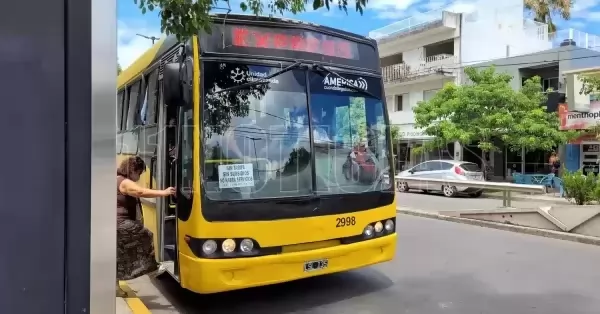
[161,103,179,269]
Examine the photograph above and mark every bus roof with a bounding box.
[118,14,378,88]
[210,13,375,45]
[117,36,179,88]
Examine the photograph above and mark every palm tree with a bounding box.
[524,0,572,33]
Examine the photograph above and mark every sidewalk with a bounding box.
[116,281,151,314]
[116,297,133,314]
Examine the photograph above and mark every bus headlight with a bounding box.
[384,219,395,232]
[222,239,236,253]
[374,221,384,233]
[363,224,374,237]
[239,239,254,253]
[202,240,217,255]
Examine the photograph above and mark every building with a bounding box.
[370,0,552,170]
[470,32,600,179]
[562,67,600,176]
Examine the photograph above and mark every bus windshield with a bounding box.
[308,72,390,195]
[201,61,391,201]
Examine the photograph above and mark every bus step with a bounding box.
[163,261,179,282]
[164,244,177,261]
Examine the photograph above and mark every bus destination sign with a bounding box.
[231,26,359,60]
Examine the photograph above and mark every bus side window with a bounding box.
[143,69,159,125]
[117,90,125,154]
[136,68,159,187]
[122,80,142,155]
[126,80,142,129]
[180,108,193,199]
[121,88,130,131]
[117,90,124,131]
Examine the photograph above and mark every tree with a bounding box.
[413,66,577,171]
[133,0,368,40]
[579,74,600,95]
[390,125,401,142]
[117,63,122,74]
[524,0,571,33]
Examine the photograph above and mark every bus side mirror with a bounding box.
[163,63,183,107]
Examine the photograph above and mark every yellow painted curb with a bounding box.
[119,281,151,314]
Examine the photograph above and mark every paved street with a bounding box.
[397,191,557,212]
[127,215,600,314]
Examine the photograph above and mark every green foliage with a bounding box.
[412,66,578,162]
[133,0,369,40]
[589,123,600,141]
[561,169,598,205]
[594,181,600,203]
[335,97,367,146]
[117,63,122,75]
[578,75,600,95]
[390,125,401,142]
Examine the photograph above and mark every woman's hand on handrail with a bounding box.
[120,179,176,198]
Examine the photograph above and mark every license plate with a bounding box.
[304,259,328,272]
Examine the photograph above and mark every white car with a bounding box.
[396,160,485,198]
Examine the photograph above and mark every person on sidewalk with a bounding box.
[116,156,176,297]
[549,152,561,177]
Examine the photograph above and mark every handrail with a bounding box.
[393,176,545,193]
[386,175,546,208]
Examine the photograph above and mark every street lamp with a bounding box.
[136,33,159,45]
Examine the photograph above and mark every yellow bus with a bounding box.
[117,14,396,294]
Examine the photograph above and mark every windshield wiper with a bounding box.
[311,64,380,100]
[215,61,303,94]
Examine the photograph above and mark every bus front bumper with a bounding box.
[178,233,397,294]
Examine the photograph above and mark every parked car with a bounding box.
[396,160,485,198]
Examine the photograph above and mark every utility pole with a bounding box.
[136,33,160,45]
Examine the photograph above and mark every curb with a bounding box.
[119,281,151,314]
[397,208,600,246]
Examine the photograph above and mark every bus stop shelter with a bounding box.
[1,1,116,313]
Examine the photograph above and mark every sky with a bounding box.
[118,0,600,68]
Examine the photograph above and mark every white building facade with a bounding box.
[369,0,552,170]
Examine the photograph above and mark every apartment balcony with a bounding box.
[382,54,458,86]
[551,28,600,52]
[370,7,460,57]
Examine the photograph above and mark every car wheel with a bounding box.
[397,182,409,192]
[442,185,457,197]
[469,190,483,198]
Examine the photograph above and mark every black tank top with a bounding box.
[117,176,138,221]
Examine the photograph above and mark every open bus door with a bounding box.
[158,60,192,281]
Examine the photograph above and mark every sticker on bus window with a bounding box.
[218,163,255,189]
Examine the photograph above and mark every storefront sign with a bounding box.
[398,131,430,138]
[396,124,434,139]
[559,102,600,130]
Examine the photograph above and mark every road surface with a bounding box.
[127,215,600,314]
[397,191,554,212]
